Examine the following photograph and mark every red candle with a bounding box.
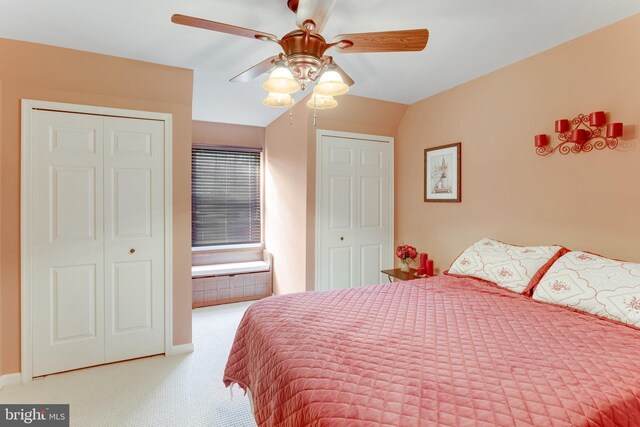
[555,119,570,133]
[589,111,606,127]
[570,129,589,144]
[417,267,426,276]
[420,253,429,268]
[534,134,548,147]
[426,259,434,276]
[606,122,623,138]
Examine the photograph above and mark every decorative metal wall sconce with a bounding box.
[534,111,623,156]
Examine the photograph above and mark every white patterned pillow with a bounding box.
[448,238,564,294]
[533,251,640,328]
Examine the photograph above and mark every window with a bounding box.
[191,146,262,247]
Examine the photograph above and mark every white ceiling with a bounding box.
[1,0,639,126]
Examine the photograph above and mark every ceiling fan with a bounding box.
[172,0,429,108]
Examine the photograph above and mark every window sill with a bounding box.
[192,260,270,277]
[192,243,264,253]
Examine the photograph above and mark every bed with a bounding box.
[224,266,640,425]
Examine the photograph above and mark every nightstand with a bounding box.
[381,268,430,283]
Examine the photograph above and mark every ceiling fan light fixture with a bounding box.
[306,93,338,109]
[263,92,296,108]
[314,70,349,96]
[263,66,301,94]
[171,8,431,112]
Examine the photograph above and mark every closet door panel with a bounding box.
[317,134,393,291]
[103,117,165,362]
[31,110,105,376]
[318,138,358,290]
[112,168,152,239]
[356,142,391,287]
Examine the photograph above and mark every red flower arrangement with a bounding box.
[396,244,418,261]
[396,244,418,272]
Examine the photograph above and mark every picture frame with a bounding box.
[424,142,461,203]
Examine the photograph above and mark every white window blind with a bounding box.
[192,146,262,247]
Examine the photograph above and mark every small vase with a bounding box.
[399,260,411,273]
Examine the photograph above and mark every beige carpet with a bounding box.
[0,301,257,427]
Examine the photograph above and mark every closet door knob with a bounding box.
[340,236,344,241]
[129,248,136,254]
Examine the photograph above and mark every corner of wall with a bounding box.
[264,102,311,295]
[265,94,409,295]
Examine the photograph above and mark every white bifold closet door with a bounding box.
[30,110,165,376]
[317,134,393,291]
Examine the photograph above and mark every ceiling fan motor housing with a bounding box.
[279,29,329,58]
[279,30,330,88]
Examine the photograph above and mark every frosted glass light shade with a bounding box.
[314,70,349,96]
[263,67,300,94]
[306,93,338,109]
[263,92,295,108]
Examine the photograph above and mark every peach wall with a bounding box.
[192,120,265,149]
[265,95,407,294]
[265,101,310,295]
[0,38,194,375]
[396,13,640,273]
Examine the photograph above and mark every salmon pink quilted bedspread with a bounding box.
[223,275,640,426]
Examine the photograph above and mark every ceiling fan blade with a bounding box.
[332,63,354,86]
[295,0,338,33]
[171,14,279,42]
[333,29,429,53]
[230,56,280,83]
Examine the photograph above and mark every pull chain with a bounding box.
[289,106,293,125]
[313,95,317,127]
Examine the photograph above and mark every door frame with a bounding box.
[314,129,395,291]
[20,99,174,382]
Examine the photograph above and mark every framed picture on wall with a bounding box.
[424,142,461,203]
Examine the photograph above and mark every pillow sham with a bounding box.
[533,251,640,328]
[448,238,565,294]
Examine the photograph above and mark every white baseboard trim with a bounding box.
[167,343,194,356]
[0,373,22,389]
